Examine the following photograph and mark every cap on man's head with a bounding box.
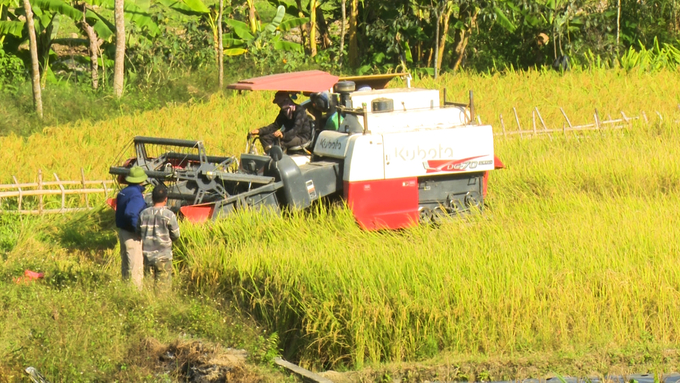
[152,184,168,204]
[273,91,294,104]
[125,166,148,184]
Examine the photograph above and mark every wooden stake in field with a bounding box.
[38,169,43,214]
[535,107,550,139]
[81,168,89,208]
[560,107,573,128]
[513,107,522,138]
[500,114,507,137]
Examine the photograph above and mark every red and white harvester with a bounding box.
[109,71,503,230]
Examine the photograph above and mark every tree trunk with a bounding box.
[295,0,309,54]
[247,0,257,35]
[113,0,125,98]
[437,6,452,71]
[348,0,358,67]
[338,0,346,67]
[218,0,223,88]
[616,0,621,56]
[23,0,43,117]
[434,10,441,79]
[81,6,102,90]
[316,5,332,49]
[309,0,317,56]
[451,29,469,72]
[451,9,477,72]
[212,23,219,67]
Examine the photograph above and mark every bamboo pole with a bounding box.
[38,169,43,214]
[0,188,112,198]
[513,107,522,138]
[560,107,573,128]
[13,176,22,211]
[0,179,114,189]
[53,173,66,210]
[81,168,89,208]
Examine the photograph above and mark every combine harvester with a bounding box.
[109,71,503,230]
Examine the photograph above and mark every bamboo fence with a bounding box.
[0,168,114,215]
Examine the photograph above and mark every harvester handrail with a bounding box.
[134,136,202,148]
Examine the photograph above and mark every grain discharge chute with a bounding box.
[109,71,503,230]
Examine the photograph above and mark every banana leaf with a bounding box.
[33,0,82,21]
[0,20,24,37]
[278,17,307,32]
[225,19,254,40]
[272,39,302,52]
[157,0,208,15]
[264,5,285,33]
[87,8,115,40]
[223,37,245,48]
[97,0,159,36]
[494,6,516,32]
[224,47,247,56]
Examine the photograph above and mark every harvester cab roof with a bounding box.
[110,71,502,230]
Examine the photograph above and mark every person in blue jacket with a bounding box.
[115,166,148,290]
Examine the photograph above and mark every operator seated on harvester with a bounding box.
[249,91,313,153]
[308,91,341,132]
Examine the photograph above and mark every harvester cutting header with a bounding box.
[109,70,503,230]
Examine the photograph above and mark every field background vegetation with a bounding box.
[1,69,680,382]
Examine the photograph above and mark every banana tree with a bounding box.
[158,0,226,67]
[0,0,24,45]
[224,5,307,57]
[4,0,156,89]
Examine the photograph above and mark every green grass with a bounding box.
[0,212,289,382]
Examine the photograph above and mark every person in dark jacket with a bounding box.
[115,166,148,290]
[249,91,313,153]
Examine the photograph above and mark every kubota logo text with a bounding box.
[318,138,343,150]
[423,156,493,173]
[393,145,456,161]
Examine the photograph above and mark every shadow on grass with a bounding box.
[54,206,118,251]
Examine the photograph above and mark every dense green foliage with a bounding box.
[3,0,680,135]
[3,0,680,82]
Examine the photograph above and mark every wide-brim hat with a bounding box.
[125,166,148,184]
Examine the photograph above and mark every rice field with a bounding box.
[3,68,680,373]
[2,67,679,182]
[176,117,680,368]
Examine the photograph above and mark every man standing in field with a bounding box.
[249,91,313,153]
[115,166,148,290]
[136,185,180,291]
